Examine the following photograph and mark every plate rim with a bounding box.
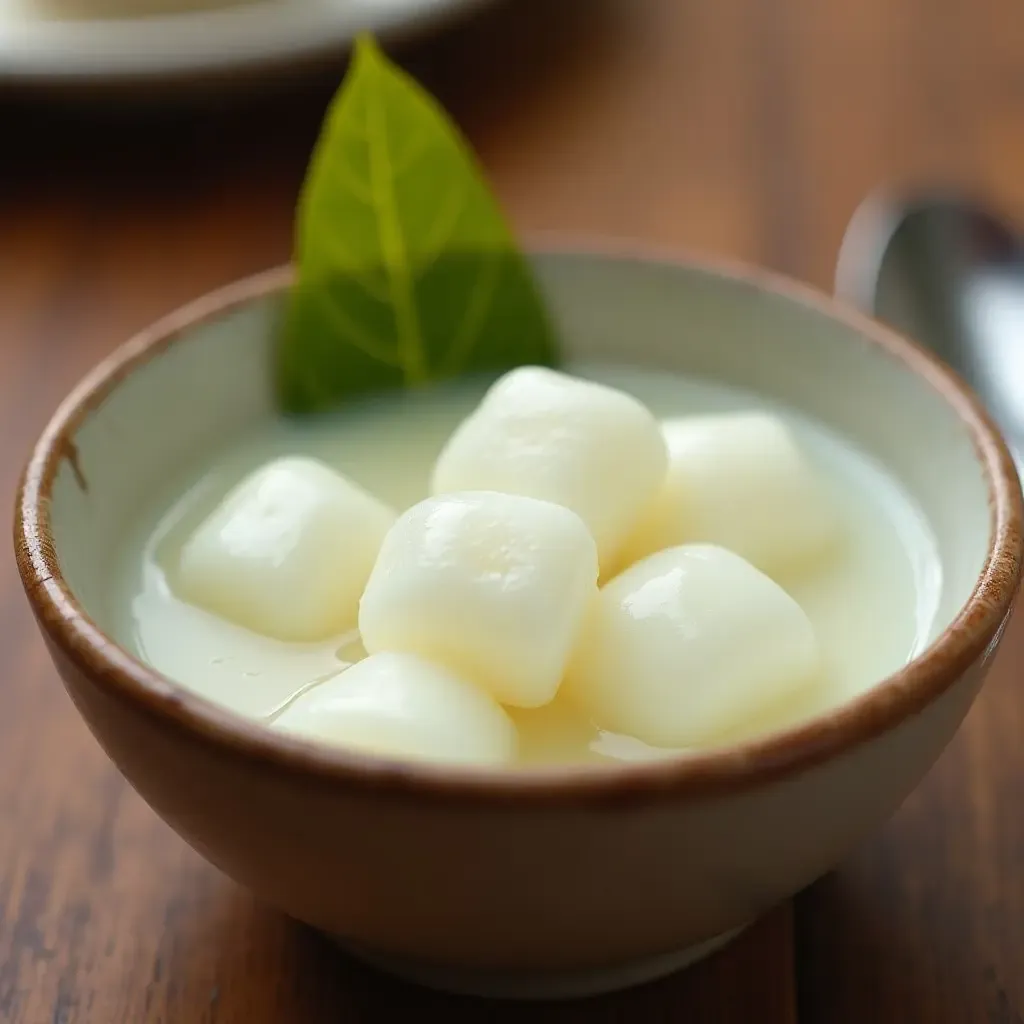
[0,0,494,84]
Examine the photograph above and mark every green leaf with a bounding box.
[276,34,559,415]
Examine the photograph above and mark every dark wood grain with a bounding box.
[1,0,1023,1020]
[795,626,1024,1024]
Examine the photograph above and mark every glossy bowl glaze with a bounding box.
[14,247,1023,999]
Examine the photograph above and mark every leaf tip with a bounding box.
[352,32,383,69]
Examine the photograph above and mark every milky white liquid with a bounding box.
[110,363,942,766]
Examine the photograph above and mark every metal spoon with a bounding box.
[835,190,1024,458]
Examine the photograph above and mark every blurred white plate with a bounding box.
[0,0,494,86]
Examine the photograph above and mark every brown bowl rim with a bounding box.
[14,240,1024,808]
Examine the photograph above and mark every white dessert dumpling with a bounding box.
[431,367,668,569]
[565,544,822,748]
[175,456,395,643]
[618,412,841,578]
[359,491,599,708]
[273,652,518,766]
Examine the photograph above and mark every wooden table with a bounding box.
[2,1,1023,1019]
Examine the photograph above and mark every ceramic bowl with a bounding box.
[14,248,1023,1000]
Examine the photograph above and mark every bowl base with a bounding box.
[333,923,749,1000]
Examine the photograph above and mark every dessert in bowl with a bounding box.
[14,37,1023,999]
[14,245,1022,998]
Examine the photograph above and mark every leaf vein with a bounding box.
[422,186,468,258]
[365,72,428,384]
[392,129,436,179]
[315,241,391,304]
[443,251,502,373]
[327,161,375,206]
[317,294,400,366]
